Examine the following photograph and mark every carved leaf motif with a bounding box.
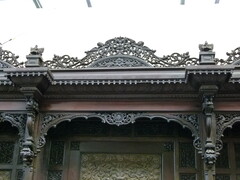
[98,112,141,126]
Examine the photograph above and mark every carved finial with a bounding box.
[199,41,214,52]
[30,45,44,56]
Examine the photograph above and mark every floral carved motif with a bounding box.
[44,37,199,69]
[0,48,23,68]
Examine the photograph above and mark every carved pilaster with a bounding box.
[200,85,218,180]
[20,96,39,168]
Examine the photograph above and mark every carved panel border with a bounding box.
[37,112,200,152]
[0,113,27,146]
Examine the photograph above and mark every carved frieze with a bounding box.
[38,112,200,152]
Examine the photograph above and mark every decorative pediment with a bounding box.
[44,37,199,69]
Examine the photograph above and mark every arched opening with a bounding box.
[216,122,240,180]
[0,121,23,180]
[42,117,203,180]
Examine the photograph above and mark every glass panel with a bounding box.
[179,142,195,168]
[215,174,230,180]
[0,170,11,180]
[80,153,161,180]
[47,170,62,180]
[0,141,14,164]
[235,143,240,168]
[180,174,196,180]
[216,143,229,168]
[49,141,64,165]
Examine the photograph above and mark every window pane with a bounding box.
[0,141,14,164]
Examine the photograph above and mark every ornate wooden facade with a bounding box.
[0,37,240,180]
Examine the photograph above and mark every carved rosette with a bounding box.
[96,112,142,126]
[0,113,26,146]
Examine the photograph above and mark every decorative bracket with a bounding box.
[0,113,27,146]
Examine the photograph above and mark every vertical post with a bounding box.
[200,85,218,180]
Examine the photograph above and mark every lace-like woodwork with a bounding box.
[0,48,23,68]
[80,153,161,180]
[215,47,240,65]
[44,37,199,69]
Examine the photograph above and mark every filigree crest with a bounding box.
[215,47,240,65]
[0,113,26,146]
[0,48,23,68]
[44,37,199,69]
[215,113,240,152]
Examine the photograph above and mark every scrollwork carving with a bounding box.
[37,112,200,154]
[216,113,240,152]
[215,47,240,65]
[0,113,26,146]
[44,37,199,69]
[0,47,23,68]
[97,112,142,126]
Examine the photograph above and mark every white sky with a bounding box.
[0,0,240,62]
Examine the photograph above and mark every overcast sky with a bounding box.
[0,0,240,62]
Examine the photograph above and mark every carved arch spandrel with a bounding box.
[0,112,27,146]
[37,112,201,152]
[216,113,240,152]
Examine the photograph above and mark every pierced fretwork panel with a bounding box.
[0,141,14,164]
[47,170,62,180]
[80,153,161,180]
[235,143,240,168]
[179,142,195,168]
[215,174,230,180]
[0,170,11,180]
[49,141,65,166]
[180,174,196,180]
[216,143,229,168]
